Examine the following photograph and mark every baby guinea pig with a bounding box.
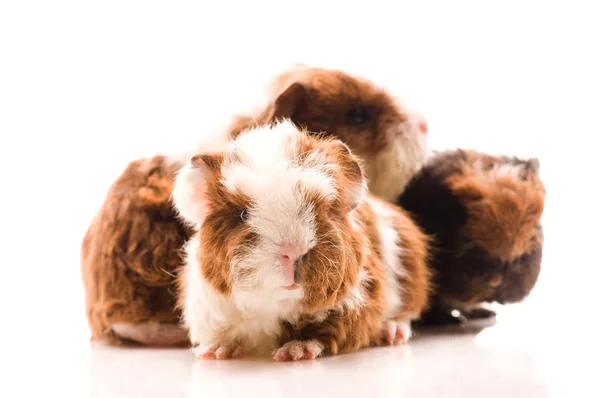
[397,149,546,325]
[172,120,432,361]
[81,64,428,347]
[199,63,429,201]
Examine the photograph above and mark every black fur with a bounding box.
[398,149,544,326]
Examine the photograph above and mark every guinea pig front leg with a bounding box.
[187,314,246,360]
[189,320,244,360]
[378,318,413,346]
[192,341,243,360]
[272,309,381,362]
[184,292,244,360]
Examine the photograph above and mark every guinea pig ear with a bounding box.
[171,153,223,225]
[268,82,308,121]
[329,141,366,212]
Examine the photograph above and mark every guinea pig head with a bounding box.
[260,66,429,199]
[172,120,367,313]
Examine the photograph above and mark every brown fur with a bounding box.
[175,126,432,359]
[388,202,434,319]
[279,203,383,355]
[278,197,432,356]
[397,149,546,325]
[239,66,414,155]
[446,157,546,262]
[81,65,425,346]
[81,155,192,345]
[227,64,427,200]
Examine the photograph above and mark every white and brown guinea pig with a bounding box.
[176,63,429,201]
[397,149,546,325]
[81,63,428,348]
[172,120,432,361]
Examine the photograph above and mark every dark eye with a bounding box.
[240,209,248,223]
[346,106,370,126]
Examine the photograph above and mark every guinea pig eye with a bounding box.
[346,106,370,126]
[240,209,248,223]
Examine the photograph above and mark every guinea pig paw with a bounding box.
[381,319,412,345]
[272,339,324,362]
[193,343,242,360]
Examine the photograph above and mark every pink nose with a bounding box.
[278,245,307,285]
[278,245,305,267]
[419,119,428,135]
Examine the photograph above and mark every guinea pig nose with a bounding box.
[278,245,306,267]
[416,115,428,135]
[419,120,428,135]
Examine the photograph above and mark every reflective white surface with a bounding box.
[5,293,598,398]
[1,1,598,397]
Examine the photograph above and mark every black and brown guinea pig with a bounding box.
[81,64,429,347]
[172,120,433,361]
[396,148,546,325]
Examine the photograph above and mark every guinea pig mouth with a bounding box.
[283,283,300,290]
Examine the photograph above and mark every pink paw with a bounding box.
[193,343,243,360]
[272,340,324,362]
[380,319,412,345]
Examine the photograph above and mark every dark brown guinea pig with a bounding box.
[396,149,546,325]
[81,64,429,346]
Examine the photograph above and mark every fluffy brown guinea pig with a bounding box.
[81,64,429,346]
[397,149,546,325]
[80,156,192,346]
[172,120,432,361]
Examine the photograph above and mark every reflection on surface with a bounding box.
[74,289,565,398]
[78,312,554,398]
[183,315,550,398]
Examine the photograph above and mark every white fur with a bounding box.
[178,121,352,357]
[365,115,429,201]
[493,162,525,179]
[171,162,210,226]
[368,198,407,319]
[181,236,303,356]
[219,123,328,292]
[222,120,337,201]
[382,319,412,344]
[472,157,527,181]
[111,322,188,346]
[177,121,414,358]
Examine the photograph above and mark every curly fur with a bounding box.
[81,155,192,345]
[397,149,546,325]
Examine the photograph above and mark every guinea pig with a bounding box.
[81,64,429,347]
[396,149,546,325]
[81,155,193,346]
[172,120,432,361]
[178,63,430,201]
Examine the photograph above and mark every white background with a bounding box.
[1,1,598,397]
